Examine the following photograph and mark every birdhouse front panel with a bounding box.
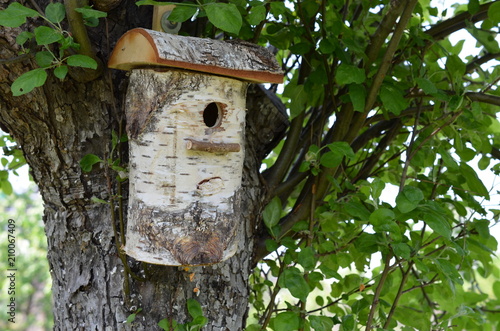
[124,69,248,266]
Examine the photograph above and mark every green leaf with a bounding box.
[446,54,465,76]
[349,84,366,112]
[34,26,63,45]
[273,311,300,330]
[91,196,110,205]
[319,39,335,54]
[287,84,308,119]
[54,65,68,80]
[0,2,39,27]
[278,267,310,301]
[169,5,198,22]
[157,319,171,331]
[289,42,312,55]
[488,1,500,24]
[415,77,437,94]
[380,85,408,115]
[45,2,66,24]
[75,7,108,19]
[473,219,490,239]
[16,31,34,46]
[265,239,279,252]
[460,162,489,198]
[187,298,203,318]
[11,68,47,96]
[370,178,385,200]
[342,314,355,331]
[396,186,424,213]
[79,154,102,172]
[263,196,282,232]
[125,308,142,323]
[327,141,355,159]
[247,5,266,25]
[309,315,334,331]
[1,180,13,195]
[344,201,371,221]
[370,208,400,240]
[245,324,261,331]
[298,247,316,271]
[270,2,287,17]
[392,242,411,260]
[336,64,365,85]
[204,3,242,35]
[468,0,479,14]
[478,155,490,171]
[66,55,98,69]
[467,27,500,54]
[435,258,463,285]
[35,51,54,68]
[421,203,451,239]
[320,151,342,168]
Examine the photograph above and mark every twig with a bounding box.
[399,98,423,191]
[366,252,393,330]
[383,260,415,328]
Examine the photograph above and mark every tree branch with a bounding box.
[364,0,419,114]
[64,0,103,82]
[365,0,405,67]
[425,1,497,40]
[366,252,393,331]
[466,92,500,106]
[466,52,500,73]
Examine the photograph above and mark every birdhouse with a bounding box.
[108,28,283,266]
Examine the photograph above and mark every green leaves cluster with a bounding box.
[0,2,105,95]
[137,0,243,35]
[158,299,207,331]
[0,134,27,195]
[247,0,500,330]
[80,130,128,180]
[0,188,52,330]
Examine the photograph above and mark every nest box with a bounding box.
[108,28,283,266]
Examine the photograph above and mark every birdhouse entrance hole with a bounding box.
[203,102,221,128]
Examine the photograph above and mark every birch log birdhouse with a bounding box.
[108,28,283,266]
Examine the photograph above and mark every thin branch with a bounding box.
[64,0,103,81]
[366,252,393,330]
[466,92,500,106]
[364,0,419,114]
[425,1,496,40]
[365,0,405,67]
[264,111,306,192]
[0,53,32,65]
[399,98,423,191]
[28,0,45,16]
[401,273,439,294]
[383,261,414,328]
[466,52,500,74]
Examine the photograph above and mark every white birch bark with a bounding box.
[124,69,249,266]
[108,28,284,83]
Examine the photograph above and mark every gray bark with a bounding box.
[0,1,287,329]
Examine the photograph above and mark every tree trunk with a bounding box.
[0,1,286,329]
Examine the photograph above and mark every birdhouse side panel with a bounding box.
[124,69,249,266]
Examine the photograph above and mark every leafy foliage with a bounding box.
[158,299,208,330]
[0,2,105,95]
[237,0,500,330]
[0,187,52,330]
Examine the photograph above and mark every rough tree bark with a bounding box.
[0,0,287,329]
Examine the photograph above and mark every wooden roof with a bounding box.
[108,28,284,84]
